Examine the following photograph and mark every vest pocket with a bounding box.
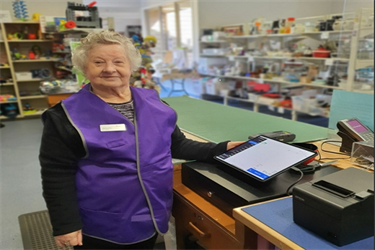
[106,139,127,148]
[80,207,122,238]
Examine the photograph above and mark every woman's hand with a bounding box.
[55,230,83,248]
[227,141,245,150]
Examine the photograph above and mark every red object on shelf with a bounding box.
[312,46,331,58]
[28,51,35,59]
[262,93,281,98]
[279,99,292,108]
[65,21,76,29]
[88,1,97,7]
[28,33,36,39]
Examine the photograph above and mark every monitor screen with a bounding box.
[214,136,317,182]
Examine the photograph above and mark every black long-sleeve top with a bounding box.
[39,102,229,236]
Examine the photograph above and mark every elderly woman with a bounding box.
[39,30,241,249]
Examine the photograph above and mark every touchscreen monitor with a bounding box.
[214,135,317,182]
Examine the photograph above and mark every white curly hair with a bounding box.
[71,30,142,76]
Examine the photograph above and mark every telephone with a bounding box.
[337,118,374,153]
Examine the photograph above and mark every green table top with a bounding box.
[163,96,329,143]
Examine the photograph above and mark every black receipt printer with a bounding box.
[293,167,374,246]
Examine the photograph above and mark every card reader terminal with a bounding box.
[249,131,296,142]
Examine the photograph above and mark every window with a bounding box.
[144,0,193,69]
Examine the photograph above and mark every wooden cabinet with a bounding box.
[173,192,249,250]
[1,21,57,118]
[172,165,256,250]
[0,22,21,118]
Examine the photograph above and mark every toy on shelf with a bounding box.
[23,103,36,114]
[1,104,18,118]
[131,35,160,93]
[12,0,29,21]
[32,12,41,21]
[65,1,101,28]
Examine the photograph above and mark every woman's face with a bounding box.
[85,44,132,90]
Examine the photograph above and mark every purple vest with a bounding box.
[61,84,177,244]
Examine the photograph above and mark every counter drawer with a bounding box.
[173,194,242,249]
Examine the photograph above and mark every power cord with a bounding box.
[286,167,304,195]
[318,140,351,160]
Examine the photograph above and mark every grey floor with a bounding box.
[0,118,47,250]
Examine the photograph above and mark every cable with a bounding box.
[319,140,351,160]
[286,167,304,195]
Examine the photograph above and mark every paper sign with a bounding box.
[0,10,12,22]
[321,32,329,39]
[277,107,284,114]
[325,59,334,66]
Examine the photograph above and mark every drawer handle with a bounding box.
[188,222,210,238]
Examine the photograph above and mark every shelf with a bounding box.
[3,21,40,24]
[20,95,47,100]
[56,66,72,72]
[200,40,228,43]
[252,56,349,62]
[356,59,374,69]
[12,59,58,63]
[200,73,343,90]
[0,100,18,104]
[58,28,103,34]
[53,51,71,54]
[229,30,354,39]
[0,66,10,69]
[0,83,14,86]
[17,79,44,82]
[224,95,329,118]
[7,39,54,43]
[202,54,350,62]
[200,54,227,57]
[23,110,45,117]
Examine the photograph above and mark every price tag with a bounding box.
[268,105,275,111]
[325,59,334,66]
[320,32,329,39]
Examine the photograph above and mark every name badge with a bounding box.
[100,124,126,132]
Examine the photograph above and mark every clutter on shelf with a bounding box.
[130,35,161,93]
[39,79,79,94]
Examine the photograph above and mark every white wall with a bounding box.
[0,0,82,20]
[83,0,142,33]
[141,0,176,8]
[330,0,373,13]
[197,0,373,29]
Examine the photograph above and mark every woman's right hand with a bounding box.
[54,230,83,248]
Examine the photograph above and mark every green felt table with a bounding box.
[163,96,329,143]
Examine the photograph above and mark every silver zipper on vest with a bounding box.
[133,110,164,235]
